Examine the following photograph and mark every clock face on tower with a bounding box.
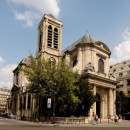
[49,57,56,64]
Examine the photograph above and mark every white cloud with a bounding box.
[14,10,40,27]
[110,28,130,65]
[0,64,17,89]
[0,56,4,63]
[122,28,130,41]
[8,0,60,27]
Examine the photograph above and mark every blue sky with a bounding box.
[1,0,130,89]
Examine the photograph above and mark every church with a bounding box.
[7,14,117,120]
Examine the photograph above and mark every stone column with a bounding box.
[16,94,20,119]
[113,89,116,115]
[93,85,96,114]
[109,88,113,118]
[25,93,28,117]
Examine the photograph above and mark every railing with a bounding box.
[19,116,88,124]
[44,117,87,124]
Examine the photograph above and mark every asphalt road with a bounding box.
[0,117,130,130]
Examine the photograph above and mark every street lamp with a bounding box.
[82,104,84,117]
[52,94,56,124]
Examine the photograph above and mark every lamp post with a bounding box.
[82,104,84,117]
[52,94,56,124]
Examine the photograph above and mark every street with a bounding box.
[0,117,130,130]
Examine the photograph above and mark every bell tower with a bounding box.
[37,14,62,62]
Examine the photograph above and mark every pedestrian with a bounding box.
[114,115,119,124]
[95,115,98,125]
[118,114,122,123]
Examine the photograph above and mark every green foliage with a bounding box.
[116,90,129,115]
[75,78,96,116]
[20,55,47,97]
[21,55,95,117]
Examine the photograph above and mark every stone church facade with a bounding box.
[62,35,117,119]
[7,14,117,120]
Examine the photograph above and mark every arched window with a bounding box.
[20,97,22,110]
[53,28,58,49]
[98,59,104,73]
[28,94,31,109]
[47,25,52,47]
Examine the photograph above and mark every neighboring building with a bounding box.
[0,87,11,112]
[110,60,130,96]
[8,14,117,120]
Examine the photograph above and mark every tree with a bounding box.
[21,55,80,117]
[75,77,96,117]
[21,54,96,118]
[116,91,128,115]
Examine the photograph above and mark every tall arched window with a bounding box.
[20,97,22,110]
[28,94,31,109]
[53,28,58,49]
[98,59,104,73]
[47,25,52,47]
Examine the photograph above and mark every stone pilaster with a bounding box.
[101,98,105,118]
[93,85,96,114]
[113,89,116,115]
[25,93,28,116]
[16,94,20,118]
[109,88,113,118]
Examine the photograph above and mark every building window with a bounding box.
[38,31,43,52]
[119,73,123,77]
[53,28,58,49]
[47,25,52,47]
[128,90,130,95]
[98,59,104,73]
[121,67,123,70]
[128,70,130,75]
[20,97,22,110]
[110,66,112,68]
[127,79,130,86]
[28,94,31,110]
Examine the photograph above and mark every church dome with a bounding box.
[63,35,111,55]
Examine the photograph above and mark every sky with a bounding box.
[1,0,130,89]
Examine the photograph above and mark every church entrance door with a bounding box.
[96,93,101,118]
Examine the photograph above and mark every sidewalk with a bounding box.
[0,118,130,127]
[17,119,130,127]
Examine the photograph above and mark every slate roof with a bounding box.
[62,35,97,53]
[62,34,110,54]
[13,56,31,73]
[19,56,31,66]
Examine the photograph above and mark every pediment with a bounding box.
[95,41,111,54]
